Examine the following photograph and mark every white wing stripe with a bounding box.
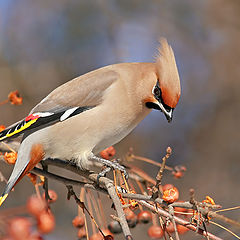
[60,107,79,121]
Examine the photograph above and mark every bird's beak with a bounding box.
[163,107,173,123]
[156,102,173,123]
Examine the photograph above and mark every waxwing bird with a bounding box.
[0,38,181,206]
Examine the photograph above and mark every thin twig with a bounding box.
[210,221,240,239]
[152,147,172,199]
[140,201,223,240]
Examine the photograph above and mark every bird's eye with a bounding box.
[153,87,161,97]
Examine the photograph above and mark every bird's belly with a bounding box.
[41,104,149,168]
[92,123,136,154]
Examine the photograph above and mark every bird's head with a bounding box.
[145,38,181,123]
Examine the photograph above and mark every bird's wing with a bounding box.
[31,69,118,113]
[0,69,118,141]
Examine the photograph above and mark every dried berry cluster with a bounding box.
[2,190,57,240]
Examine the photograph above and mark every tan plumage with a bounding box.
[0,38,181,206]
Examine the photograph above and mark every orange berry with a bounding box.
[72,216,85,228]
[101,229,113,237]
[104,235,114,240]
[0,125,6,132]
[100,146,116,160]
[89,230,114,240]
[8,90,23,105]
[147,225,163,239]
[27,195,45,217]
[177,224,189,234]
[172,171,184,179]
[137,211,152,224]
[8,217,31,240]
[162,187,179,203]
[42,190,58,203]
[166,222,175,233]
[162,184,174,192]
[124,209,137,228]
[37,211,55,234]
[77,227,87,239]
[89,233,102,240]
[108,220,122,234]
[4,152,17,165]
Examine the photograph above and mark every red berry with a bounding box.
[42,190,58,203]
[108,220,122,234]
[100,146,116,160]
[162,187,179,203]
[77,227,87,239]
[104,235,114,240]
[177,224,189,234]
[89,230,114,240]
[72,216,85,228]
[137,211,152,224]
[172,171,184,179]
[37,211,55,234]
[124,209,137,228]
[101,229,113,238]
[162,184,174,192]
[147,225,163,239]
[8,217,31,240]
[27,195,45,217]
[166,222,175,233]
[89,233,102,240]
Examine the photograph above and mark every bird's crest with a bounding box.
[155,38,181,108]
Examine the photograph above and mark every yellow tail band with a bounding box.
[0,118,38,141]
[0,193,8,206]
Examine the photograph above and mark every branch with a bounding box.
[30,161,226,240]
[1,142,238,239]
[139,201,223,240]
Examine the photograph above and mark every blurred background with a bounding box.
[0,0,239,239]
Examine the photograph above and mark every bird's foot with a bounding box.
[90,155,128,184]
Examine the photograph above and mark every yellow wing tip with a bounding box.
[0,194,8,206]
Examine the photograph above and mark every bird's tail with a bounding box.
[0,159,28,206]
[0,168,25,206]
[0,142,44,207]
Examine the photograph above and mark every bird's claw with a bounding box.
[97,166,111,185]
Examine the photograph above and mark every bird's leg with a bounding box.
[89,155,128,182]
[41,161,51,203]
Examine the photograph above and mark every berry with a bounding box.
[124,209,137,228]
[177,224,189,234]
[8,217,31,240]
[42,190,58,203]
[72,216,85,228]
[162,187,179,203]
[100,146,116,160]
[137,211,152,224]
[37,211,55,234]
[77,228,87,239]
[108,220,122,234]
[27,195,45,217]
[147,225,163,239]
